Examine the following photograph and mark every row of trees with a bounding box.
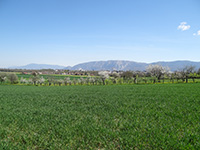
[146,65,198,83]
[0,73,18,84]
[0,65,200,86]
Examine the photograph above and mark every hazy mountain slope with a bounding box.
[68,60,200,71]
[69,60,147,71]
[151,60,200,71]
[8,60,200,71]
[9,63,66,70]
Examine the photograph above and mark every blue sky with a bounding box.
[0,0,200,67]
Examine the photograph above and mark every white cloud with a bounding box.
[198,30,200,35]
[177,22,191,31]
[193,30,200,36]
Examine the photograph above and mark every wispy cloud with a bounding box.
[193,30,200,36]
[177,22,191,31]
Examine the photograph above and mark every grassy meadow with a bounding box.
[0,84,200,149]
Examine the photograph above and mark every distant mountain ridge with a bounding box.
[9,63,66,70]
[65,60,147,71]
[8,60,200,71]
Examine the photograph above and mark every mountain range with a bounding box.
[9,60,200,71]
[9,64,66,70]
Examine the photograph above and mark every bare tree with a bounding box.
[32,72,38,77]
[197,68,200,75]
[132,72,138,84]
[121,71,133,80]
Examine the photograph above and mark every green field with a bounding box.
[16,74,88,80]
[0,84,200,149]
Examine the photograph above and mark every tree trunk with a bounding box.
[102,79,105,85]
[134,78,137,84]
[158,76,161,83]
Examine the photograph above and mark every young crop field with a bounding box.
[0,84,200,149]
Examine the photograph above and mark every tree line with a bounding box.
[0,65,200,86]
